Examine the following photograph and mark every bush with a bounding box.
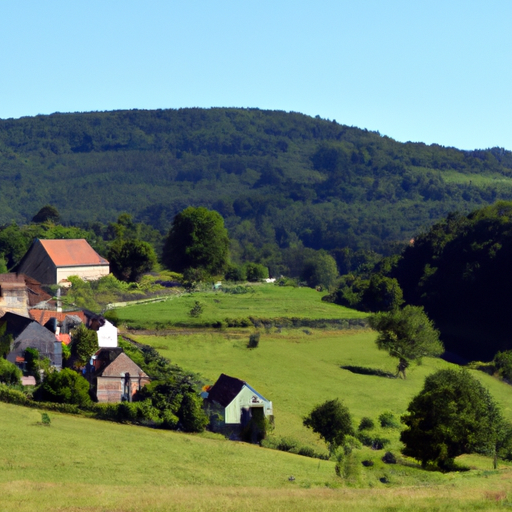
[189,300,204,318]
[0,358,22,385]
[493,350,512,381]
[247,332,260,348]
[36,368,92,407]
[245,262,269,282]
[379,411,399,428]
[358,417,375,431]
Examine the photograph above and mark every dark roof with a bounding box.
[0,312,34,339]
[207,373,246,408]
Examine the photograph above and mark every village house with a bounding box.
[204,373,273,433]
[0,273,53,318]
[16,239,109,285]
[2,312,62,369]
[88,348,150,403]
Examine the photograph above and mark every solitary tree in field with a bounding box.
[303,398,354,452]
[401,369,508,469]
[369,305,443,378]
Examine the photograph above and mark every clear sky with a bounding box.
[1,1,511,150]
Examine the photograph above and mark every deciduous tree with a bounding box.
[162,207,230,275]
[369,305,443,378]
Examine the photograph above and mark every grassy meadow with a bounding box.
[114,284,367,328]
[132,328,512,449]
[1,401,512,512]
[3,284,512,511]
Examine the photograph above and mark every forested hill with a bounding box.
[1,108,512,261]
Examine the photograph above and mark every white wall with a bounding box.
[224,384,273,424]
[97,320,118,348]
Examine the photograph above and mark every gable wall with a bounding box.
[224,385,273,424]
[18,242,57,284]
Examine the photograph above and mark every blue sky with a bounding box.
[1,1,511,150]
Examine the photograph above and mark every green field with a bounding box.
[2,401,512,512]
[132,328,512,449]
[115,284,367,329]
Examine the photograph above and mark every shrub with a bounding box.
[303,398,354,452]
[189,300,204,318]
[379,411,399,428]
[247,332,260,348]
[358,417,375,431]
[0,358,22,385]
[493,350,512,381]
[36,368,92,407]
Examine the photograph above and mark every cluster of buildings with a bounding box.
[1,237,274,434]
[0,238,148,402]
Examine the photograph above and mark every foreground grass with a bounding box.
[115,284,367,328]
[132,329,512,449]
[2,402,512,512]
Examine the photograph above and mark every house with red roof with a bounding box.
[17,239,109,285]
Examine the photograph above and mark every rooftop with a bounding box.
[38,239,108,267]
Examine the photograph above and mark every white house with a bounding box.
[205,373,273,425]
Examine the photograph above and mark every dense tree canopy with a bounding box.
[162,207,230,274]
[401,369,508,469]
[369,306,444,378]
[37,368,92,407]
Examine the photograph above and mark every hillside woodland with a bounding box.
[2,108,512,274]
[329,201,512,361]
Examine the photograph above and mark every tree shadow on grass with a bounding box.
[341,365,395,378]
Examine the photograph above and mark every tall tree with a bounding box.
[401,369,508,469]
[369,305,443,378]
[162,207,230,275]
[108,239,157,282]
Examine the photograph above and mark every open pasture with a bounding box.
[132,328,512,448]
[114,284,367,329]
[1,402,512,512]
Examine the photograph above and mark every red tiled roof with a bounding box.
[29,309,86,326]
[38,239,109,267]
[56,333,71,345]
[15,356,25,363]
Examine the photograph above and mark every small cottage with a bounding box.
[205,373,273,427]
[89,348,150,403]
[17,239,109,285]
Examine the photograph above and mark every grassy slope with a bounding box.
[1,402,512,512]
[115,284,367,328]
[133,329,512,448]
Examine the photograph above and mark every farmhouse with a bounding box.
[205,373,273,426]
[88,348,150,403]
[17,239,109,285]
[2,312,62,369]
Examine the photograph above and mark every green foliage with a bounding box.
[300,252,338,290]
[0,322,12,358]
[70,324,98,368]
[37,368,92,407]
[303,398,354,451]
[224,263,246,282]
[108,239,157,282]
[493,350,512,381]
[379,411,399,428]
[177,391,209,433]
[247,332,260,348]
[401,369,508,469]
[244,262,269,282]
[333,435,362,479]
[24,347,41,384]
[40,413,51,426]
[32,205,60,224]
[0,358,21,385]
[188,301,204,318]
[358,416,375,431]
[261,436,328,459]
[162,207,230,275]
[369,305,443,378]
